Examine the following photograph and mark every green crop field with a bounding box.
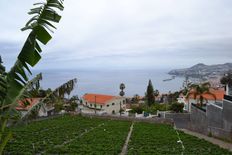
[128,122,232,155]
[4,115,232,155]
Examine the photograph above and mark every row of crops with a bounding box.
[5,115,232,154]
[128,123,232,155]
[5,115,131,154]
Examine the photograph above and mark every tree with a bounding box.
[119,83,125,96]
[221,72,232,86]
[186,82,216,107]
[132,94,140,104]
[146,79,155,106]
[0,0,64,153]
[154,89,159,101]
[221,72,232,95]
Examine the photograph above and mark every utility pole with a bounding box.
[94,96,96,114]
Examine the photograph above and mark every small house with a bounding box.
[82,93,126,114]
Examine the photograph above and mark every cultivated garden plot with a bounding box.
[47,120,131,154]
[127,122,232,155]
[4,115,107,154]
[128,122,183,155]
[179,131,232,155]
[4,115,232,155]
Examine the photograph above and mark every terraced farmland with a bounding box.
[4,115,232,155]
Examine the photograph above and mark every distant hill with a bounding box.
[168,63,232,78]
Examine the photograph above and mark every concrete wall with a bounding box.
[208,126,232,141]
[81,113,174,126]
[190,103,232,141]
[164,113,190,129]
[223,99,232,131]
[190,105,208,134]
[207,104,223,128]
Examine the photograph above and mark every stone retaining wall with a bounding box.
[80,113,174,126]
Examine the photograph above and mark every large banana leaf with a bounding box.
[3,0,64,109]
[0,0,64,153]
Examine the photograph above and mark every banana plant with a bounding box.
[0,0,64,153]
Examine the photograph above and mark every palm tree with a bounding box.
[186,82,216,107]
[119,83,125,115]
[119,83,125,96]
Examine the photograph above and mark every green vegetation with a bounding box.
[179,131,232,155]
[128,123,183,154]
[128,122,232,155]
[5,115,131,154]
[221,72,232,86]
[170,102,184,113]
[146,79,155,106]
[5,115,231,154]
[130,104,170,114]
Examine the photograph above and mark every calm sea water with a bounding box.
[34,69,185,97]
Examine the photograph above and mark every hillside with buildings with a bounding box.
[168,63,232,78]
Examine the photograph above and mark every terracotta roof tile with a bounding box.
[16,98,41,111]
[83,94,117,105]
[188,89,225,101]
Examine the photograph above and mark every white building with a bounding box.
[81,93,126,114]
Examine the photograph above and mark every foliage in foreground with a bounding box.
[0,0,64,152]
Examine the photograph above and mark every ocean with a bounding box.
[34,69,185,97]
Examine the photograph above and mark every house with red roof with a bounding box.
[184,89,225,112]
[16,98,55,117]
[81,93,126,114]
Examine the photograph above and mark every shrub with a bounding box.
[170,102,184,113]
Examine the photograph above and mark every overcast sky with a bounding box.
[1,0,232,71]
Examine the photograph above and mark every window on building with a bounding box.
[123,100,125,104]
[112,103,115,105]
[100,105,102,108]
[90,104,92,107]
[107,104,109,107]
[85,102,87,105]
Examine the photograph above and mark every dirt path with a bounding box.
[120,122,134,155]
[180,129,232,152]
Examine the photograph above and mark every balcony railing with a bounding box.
[224,95,232,102]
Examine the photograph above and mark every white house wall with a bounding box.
[83,97,126,114]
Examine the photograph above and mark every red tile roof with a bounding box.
[188,89,225,101]
[16,98,41,111]
[83,94,117,105]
